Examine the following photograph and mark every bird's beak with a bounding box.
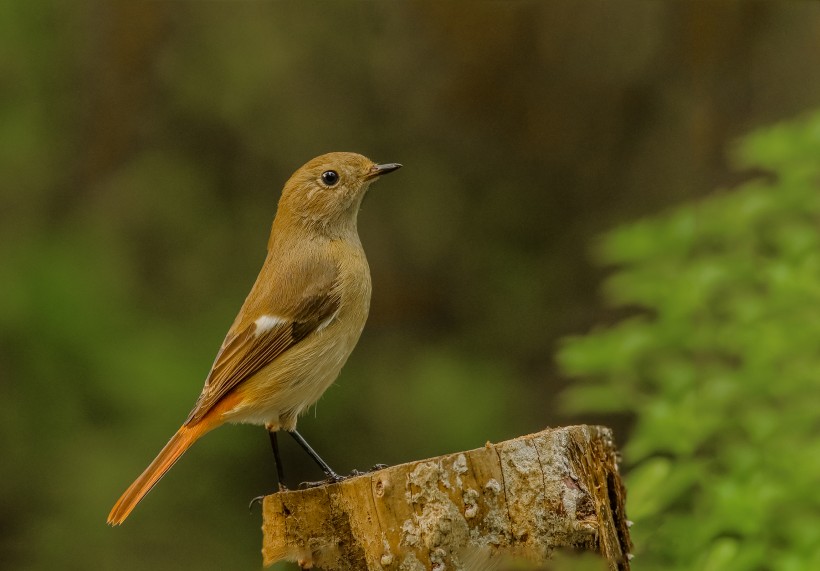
[367,163,402,179]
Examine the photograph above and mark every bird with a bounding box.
[107,152,401,525]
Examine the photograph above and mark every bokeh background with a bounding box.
[2,1,820,569]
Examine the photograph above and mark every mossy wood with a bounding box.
[261,425,631,569]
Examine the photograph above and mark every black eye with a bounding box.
[321,170,339,186]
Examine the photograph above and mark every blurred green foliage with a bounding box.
[560,111,820,569]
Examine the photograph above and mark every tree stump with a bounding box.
[261,425,631,569]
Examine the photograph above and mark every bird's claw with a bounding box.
[248,495,265,510]
[298,473,345,489]
[349,463,389,477]
[293,464,391,489]
[248,483,289,510]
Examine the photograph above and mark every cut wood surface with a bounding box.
[261,425,631,570]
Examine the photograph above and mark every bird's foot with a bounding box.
[248,483,289,510]
[298,472,345,489]
[292,465,391,489]
[248,496,265,510]
[348,463,388,477]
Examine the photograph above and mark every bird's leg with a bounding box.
[249,428,288,510]
[267,430,289,492]
[287,430,343,485]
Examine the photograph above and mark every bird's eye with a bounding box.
[321,170,339,186]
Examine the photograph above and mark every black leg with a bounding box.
[250,429,289,509]
[268,431,286,490]
[288,430,341,481]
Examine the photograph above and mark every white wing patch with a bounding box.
[316,307,340,333]
[254,314,288,335]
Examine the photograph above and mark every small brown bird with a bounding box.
[107,152,401,525]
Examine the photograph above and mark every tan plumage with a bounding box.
[108,152,401,525]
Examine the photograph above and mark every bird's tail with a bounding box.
[107,421,212,525]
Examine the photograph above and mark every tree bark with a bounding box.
[261,425,631,570]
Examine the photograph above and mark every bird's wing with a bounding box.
[184,264,341,425]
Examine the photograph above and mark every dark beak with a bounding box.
[368,163,402,178]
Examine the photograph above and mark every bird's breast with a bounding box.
[227,238,372,427]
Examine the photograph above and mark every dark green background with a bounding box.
[2,2,819,569]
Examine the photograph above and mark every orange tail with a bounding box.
[107,421,213,525]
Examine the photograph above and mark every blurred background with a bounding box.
[2,1,820,569]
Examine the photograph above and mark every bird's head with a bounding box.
[277,152,401,236]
